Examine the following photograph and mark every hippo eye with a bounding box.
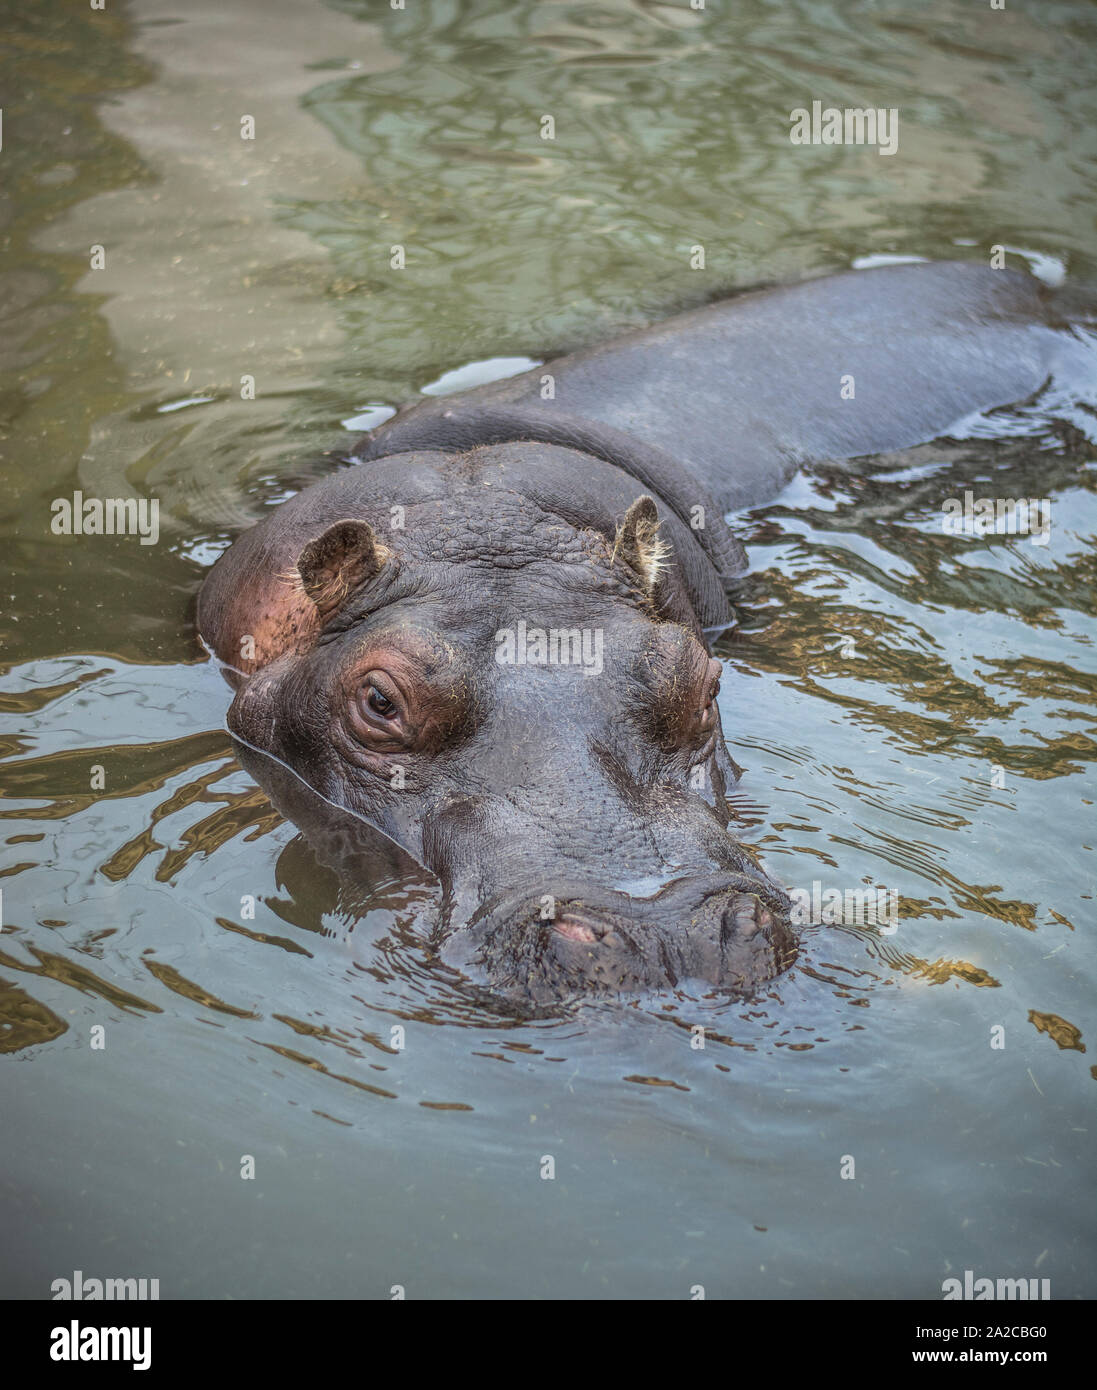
[347,670,411,749]
[353,673,404,733]
[364,681,397,717]
[365,684,396,718]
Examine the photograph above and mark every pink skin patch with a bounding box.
[553,914,600,943]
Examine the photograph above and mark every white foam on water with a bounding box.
[420,355,541,397]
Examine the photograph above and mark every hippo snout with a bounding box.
[439,873,796,1005]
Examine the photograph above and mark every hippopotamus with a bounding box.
[198,261,1095,1005]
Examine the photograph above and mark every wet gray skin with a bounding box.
[199,262,1096,1005]
[215,454,795,1005]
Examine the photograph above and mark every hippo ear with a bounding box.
[613,495,669,597]
[296,519,390,622]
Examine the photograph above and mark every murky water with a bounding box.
[1,0,1095,1299]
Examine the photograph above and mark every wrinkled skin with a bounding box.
[199,263,1096,1005]
[220,456,795,1004]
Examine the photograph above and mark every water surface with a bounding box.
[1,0,1095,1299]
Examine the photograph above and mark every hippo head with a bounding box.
[214,445,795,1004]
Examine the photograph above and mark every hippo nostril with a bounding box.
[553,913,599,943]
[724,895,769,940]
[551,911,629,948]
[467,878,794,1001]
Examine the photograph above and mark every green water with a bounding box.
[1,0,1094,1299]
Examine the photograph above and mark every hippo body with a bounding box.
[198,262,1094,1005]
[358,261,1094,513]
